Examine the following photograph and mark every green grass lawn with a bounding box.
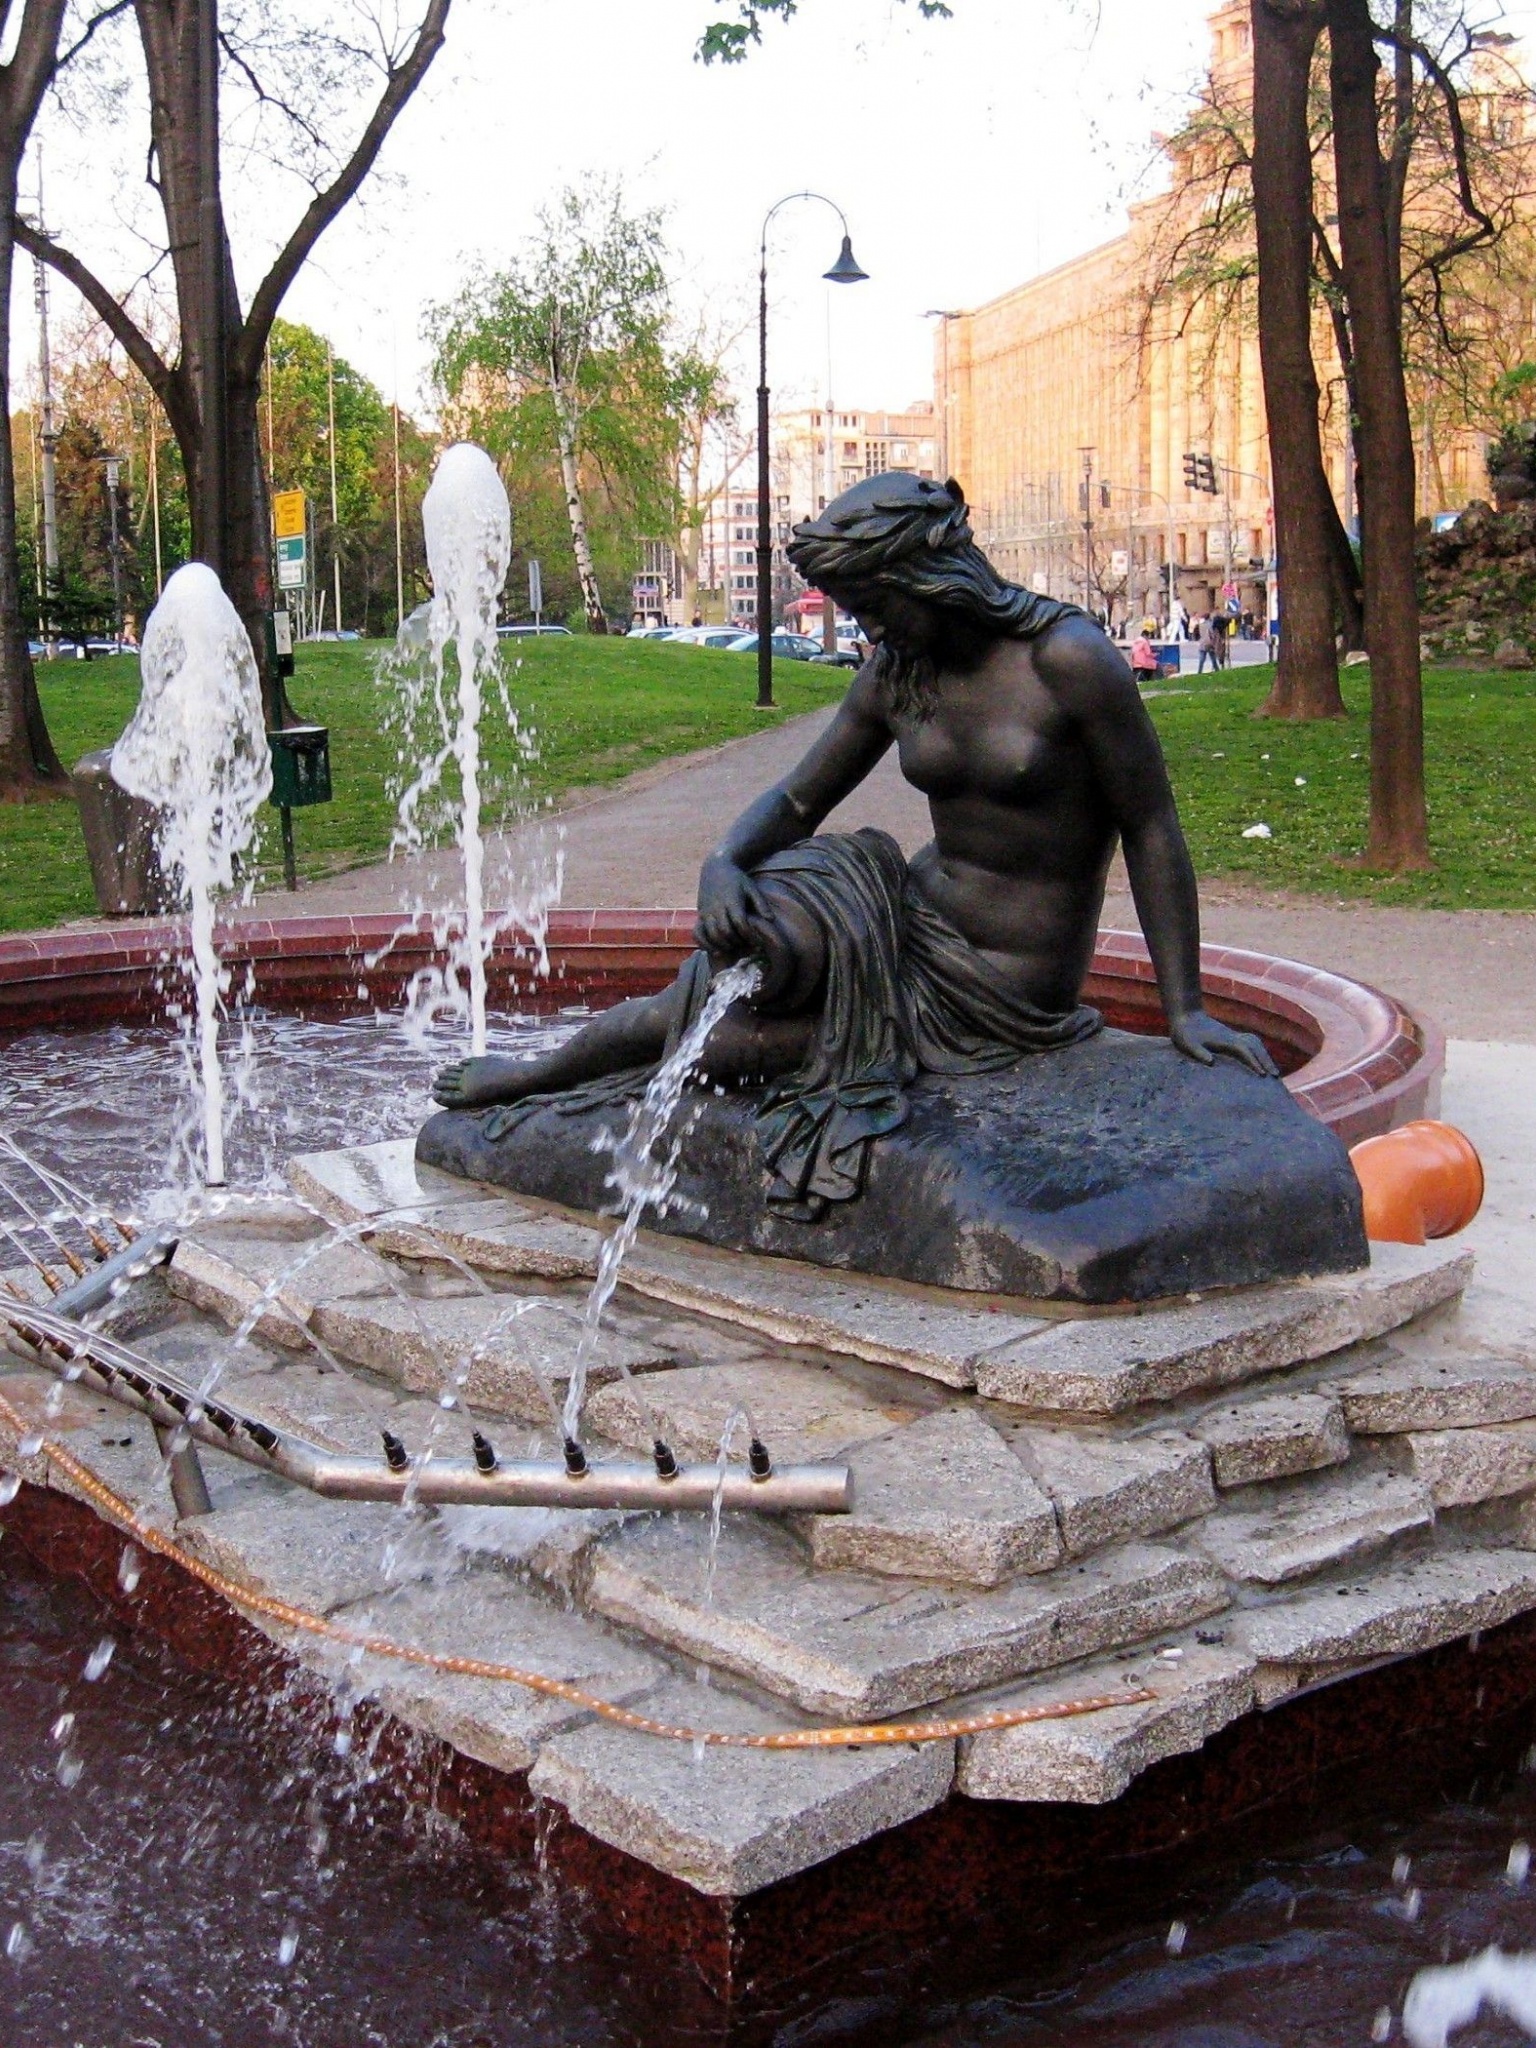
[0,637,847,932]
[1146,663,1536,909]
[3,643,1534,932]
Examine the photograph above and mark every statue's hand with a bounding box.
[1169,1010,1279,1078]
[696,856,767,962]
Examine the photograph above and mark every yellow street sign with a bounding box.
[272,490,306,540]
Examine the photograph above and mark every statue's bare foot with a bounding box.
[432,1056,544,1109]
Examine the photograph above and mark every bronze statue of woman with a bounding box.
[432,472,1274,1218]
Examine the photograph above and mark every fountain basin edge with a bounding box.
[0,910,1440,1146]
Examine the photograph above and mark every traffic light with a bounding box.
[1183,450,1200,492]
[1199,453,1219,495]
[1182,451,1219,495]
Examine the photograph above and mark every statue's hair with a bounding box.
[785,473,1081,642]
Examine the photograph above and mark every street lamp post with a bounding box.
[103,457,126,648]
[756,192,867,711]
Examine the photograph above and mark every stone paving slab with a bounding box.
[289,1140,605,1279]
[169,1228,400,1350]
[1001,1425,1214,1558]
[321,1568,665,1775]
[0,1360,177,1520]
[178,1490,455,1615]
[586,1357,918,1465]
[802,1406,1063,1586]
[1407,1421,1536,1508]
[1194,1466,1434,1585]
[616,1238,1049,1390]
[956,1640,1256,1804]
[528,1677,956,1897]
[287,1143,1051,1385]
[974,1245,1474,1415]
[1228,1548,1536,1682]
[1329,1353,1536,1435]
[585,1516,1229,1719]
[1192,1391,1351,1488]
[311,1292,670,1418]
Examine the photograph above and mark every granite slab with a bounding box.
[975,1245,1474,1415]
[584,1515,1229,1718]
[1001,1425,1214,1557]
[1193,1466,1434,1585]
[528,1678,955,1897]
[802,1406,1063,1586]
[1192,1391,1351,1488]
[957,1640,1257,1804]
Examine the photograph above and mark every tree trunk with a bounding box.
[1328,0,1430,867]
[678,517,702,622]
[1251,0,1348,719]
[0,161,65,796]
[1324,484,1366,649]
[552,383,607,634]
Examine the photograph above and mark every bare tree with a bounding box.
[17,0,449,710]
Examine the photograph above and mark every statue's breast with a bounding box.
[897,710,1065,806]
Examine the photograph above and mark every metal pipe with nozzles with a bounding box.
[1,1299,852,1517]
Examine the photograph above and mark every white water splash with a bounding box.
[416,444,512,1055]
[1403,1947,1536,2047]
[111,564,271,1184]
[562,960,761,1442]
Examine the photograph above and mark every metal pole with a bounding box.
[823,299,837,655]
[756,234,774,711]
[149,420,163,595]
[1079,447,1095,614]
[34,154,59,654]
[105,460,124,647]
[197,0,226,577]
[327,340,342,634]
[392,395,404,627]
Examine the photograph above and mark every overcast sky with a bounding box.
[20,0,1535,425]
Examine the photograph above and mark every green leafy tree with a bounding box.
[430,180,679,633]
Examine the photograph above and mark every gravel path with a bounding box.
[249,707,1536,1043]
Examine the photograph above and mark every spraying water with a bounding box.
[110,564,271,1185]
[562,960,761,1442]
[1403,1946,1536,2046]
[419,444,512,1055]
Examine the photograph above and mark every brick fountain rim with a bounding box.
[0,909,1441,1145]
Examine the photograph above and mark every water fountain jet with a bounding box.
[110,562,271,1186]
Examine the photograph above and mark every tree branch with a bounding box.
[0,0,68,145]
[56,0,133,75]
[1372,19,1498,250]
[13,216,182,423]
[235,0,451,377]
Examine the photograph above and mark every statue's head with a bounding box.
[786,473,1076,714]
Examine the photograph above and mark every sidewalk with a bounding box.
[249,707,1536,1045]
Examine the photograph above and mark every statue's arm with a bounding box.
[696,666,893,957]
[1036,619,1277,1076]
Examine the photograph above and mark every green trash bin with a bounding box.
[268,725,332,888]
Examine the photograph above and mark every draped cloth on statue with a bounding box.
[479,828,1101,1221]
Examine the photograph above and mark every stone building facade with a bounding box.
[934,1,1523,630]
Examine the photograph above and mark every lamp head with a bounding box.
[823,234,868,285]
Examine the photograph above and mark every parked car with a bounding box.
[497,623,574,639]
[624,623,677,640]
[809,636,865,670]
[665,626,741,648]
[723,631,825,662]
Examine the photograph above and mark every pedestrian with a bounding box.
[1195,613,1218,674]
[1129,630,1159,685]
